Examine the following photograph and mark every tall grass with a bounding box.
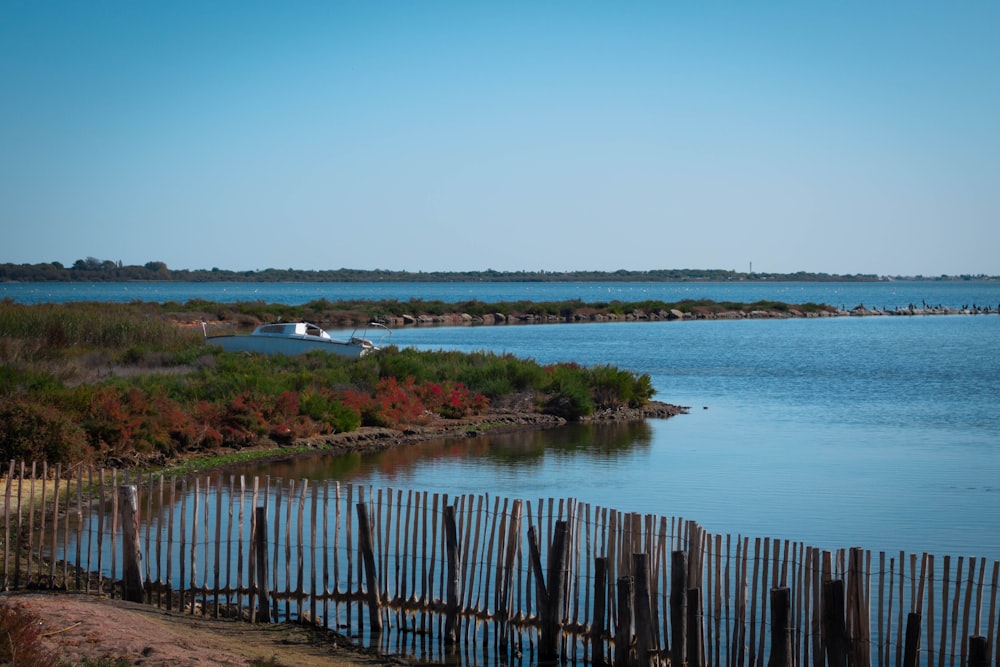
[0,300,201,361]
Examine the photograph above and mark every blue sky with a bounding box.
[2,2,998,276]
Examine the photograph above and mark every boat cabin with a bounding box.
[255,323,332,339]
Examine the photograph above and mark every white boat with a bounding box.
[204,321,388,358]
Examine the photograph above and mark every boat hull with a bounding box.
[206,334,372,358]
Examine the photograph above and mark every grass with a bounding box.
[1,301,659,469]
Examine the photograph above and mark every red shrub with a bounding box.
[272,390,300,421]
[218,392,269,446]
[85,386,134,453]
[374,377,429,427]
[416,381,490,419]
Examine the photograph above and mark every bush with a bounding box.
[416,381,490,418]
[541,364,594,420]
[587,364,655,409]
[300,389,361,433]
[457,353,545,399]
[0,397,90,465]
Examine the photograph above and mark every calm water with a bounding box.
[19,281,1000,560]
[239,313,1000,562]
[5,279,1000,312]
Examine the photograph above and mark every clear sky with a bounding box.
[2,2,998,276]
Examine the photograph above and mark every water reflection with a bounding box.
[230,420,655,482]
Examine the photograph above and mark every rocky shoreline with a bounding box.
[374,303,995,328]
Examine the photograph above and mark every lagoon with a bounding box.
[17,280,1000,561]
[237,312,1000,562]
[4,279,1000,312]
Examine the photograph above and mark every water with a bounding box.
[20,280,1000,559]
[40,280,998,665]
[240,313,1000,562]
[4,279,1000,311]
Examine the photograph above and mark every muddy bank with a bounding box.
[201,400,689,472]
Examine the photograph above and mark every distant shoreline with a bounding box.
[3,260,997,284]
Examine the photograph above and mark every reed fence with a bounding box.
[2,460,999,667]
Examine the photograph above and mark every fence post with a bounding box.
[118,485,144,603]
[549,521,571,664]
[968,636,988,667]
[767,587,792,667]
[847,548,871,667]
[355,501,383,634]
[616,575,635,667]
[528,520,569,664]
[254,507,270,622]
[443,503,461,646]
[671,550,689,667]
[902,613,921,667]
[3,461,11,591]
[822,579,847,667]
[633,553,655,667]
[593,557,609,666]
[687,587,704,667]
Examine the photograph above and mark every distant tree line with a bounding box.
[0,258,994,283]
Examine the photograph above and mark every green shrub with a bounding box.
[541,364,594,420]
[586,364,655,409]
[300,389,361,433]
[377,349,431,384]
[326,398,362,432]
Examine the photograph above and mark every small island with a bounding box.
[0,299,691,472]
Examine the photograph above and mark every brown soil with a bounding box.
[6,591,406,667]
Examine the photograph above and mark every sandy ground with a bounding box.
[5,591,406,667]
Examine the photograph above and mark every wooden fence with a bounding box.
[2,461,999,667]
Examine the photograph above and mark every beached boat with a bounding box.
[203,321,387,358]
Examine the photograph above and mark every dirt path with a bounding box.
[6,591,404,667]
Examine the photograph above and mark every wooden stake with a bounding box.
[593,557,608,666]
[902,612,921,667]
[616,575,634,667]
[356,500,383,633]
[118,485,144,603]
[444,504,461,645]
[823,579,847,667]
[767,587,792,667]
[254,506,270,622]
[633,553,654,667]
[672,550,688,667]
